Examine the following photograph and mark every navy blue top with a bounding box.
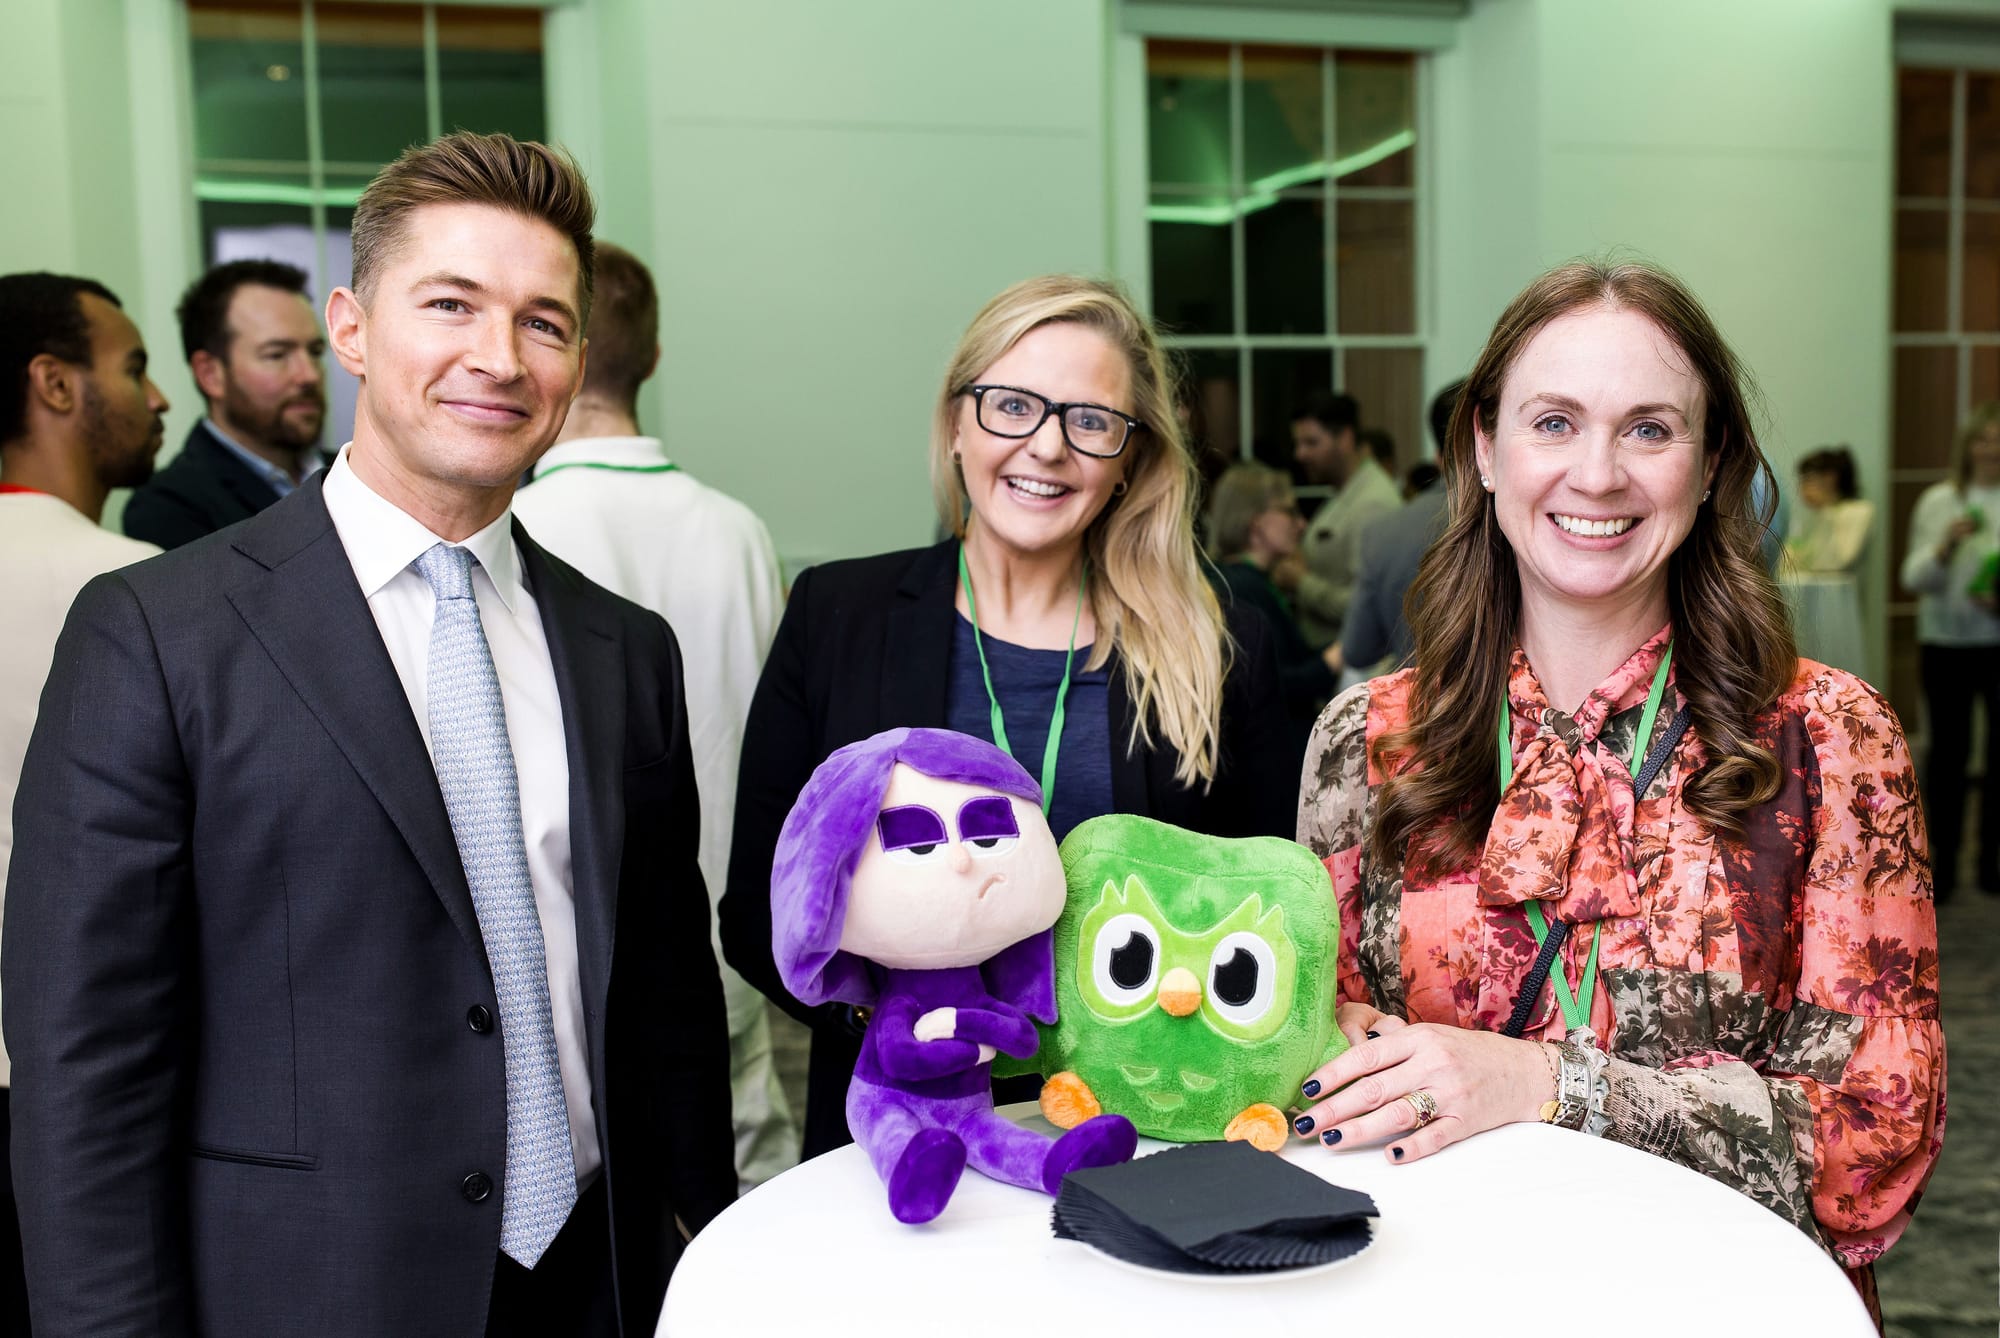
[946,613,1112,841]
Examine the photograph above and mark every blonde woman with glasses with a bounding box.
[720,275,1292,1159]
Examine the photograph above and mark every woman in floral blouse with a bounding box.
[1290,259,1943,1316]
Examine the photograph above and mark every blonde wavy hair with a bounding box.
[929,275,1227,787]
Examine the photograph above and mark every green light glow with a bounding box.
[196,178,367,207]
[1148,129,1416,227]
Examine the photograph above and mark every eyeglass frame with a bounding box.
[958,383,1146,460]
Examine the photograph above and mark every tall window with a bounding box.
[1145,42,1424,493]
[1890,65,2000,722]
[187,1,546,444]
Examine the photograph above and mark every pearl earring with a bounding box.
[1480,475,1492,490]
[1701,489,1711,503]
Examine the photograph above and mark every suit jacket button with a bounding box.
[462,1171,493,1203]
[467,1005,493,1034]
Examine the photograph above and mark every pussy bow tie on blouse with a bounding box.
[1476,634,1673,925]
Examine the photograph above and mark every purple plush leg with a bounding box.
[846,1079,967,1224]
[1040,1114,1138,1193]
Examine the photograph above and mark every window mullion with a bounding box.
[1230,44,1251,459]
[423,5,443,142]
[301,0,329,289]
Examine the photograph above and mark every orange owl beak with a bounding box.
[1157,966,1201,1017]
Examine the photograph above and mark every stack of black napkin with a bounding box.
[1051,1140,1377,1275]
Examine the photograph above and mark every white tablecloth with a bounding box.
[659,1105,1872,1337]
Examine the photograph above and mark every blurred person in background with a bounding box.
[721,275,1292,1160]
[0,270,166,1338]
[512,241,798,1189]
[1205,462,1336,766]
[1284,390,1400,647]
[1901,403,2000,898]
[1337,380,1464,681]
[1779,445,1874,681]
[124,259,327,549]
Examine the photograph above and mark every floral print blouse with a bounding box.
[1297,627,1945,1280]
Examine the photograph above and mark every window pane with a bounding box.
[1974,346,2000,406]
[438,6,545,142]
[1148,41,1231,192]
[1341,347,1425,483]
[1895,207,1949,333]
[1898,68,1953,198]
[1151,197,1233,336]
[1966,211,2000,332]
[189,2,308,167]
[1335,51,1415,189]
[1969,74,2000,202]
[1176,349,1242,492]
[1241,46,1322,191]
[1895,346,1958,473]
[316,3,428,168]
[1251,348,1333,479]
[1245,197,1325,335]
[1337,199,1415,334]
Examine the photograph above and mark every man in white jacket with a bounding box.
[513,243,799,1185]
[0,271,167,1331]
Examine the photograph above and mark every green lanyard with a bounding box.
[535,461,681,481]
[1497,645,1674,1035]
[957,545,1085,816]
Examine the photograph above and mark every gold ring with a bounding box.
[1402,1090,1439,1128]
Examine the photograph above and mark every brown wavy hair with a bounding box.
[1370,259,1796,877]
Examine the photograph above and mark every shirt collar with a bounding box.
[206,418,320,491]
[531,435,672,477]
[321,444,525,613]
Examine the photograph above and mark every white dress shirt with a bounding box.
[321,446,599,1186]
[0,491,158,1086]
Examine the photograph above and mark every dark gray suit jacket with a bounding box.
[1341,483,1448,672]
[4,474,735,1336]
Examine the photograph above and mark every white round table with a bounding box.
[660,1106,1873,1337]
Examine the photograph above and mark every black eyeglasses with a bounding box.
[960,384,1145,459]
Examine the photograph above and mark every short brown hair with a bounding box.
[580,242,658,409]
[349,131,596,321]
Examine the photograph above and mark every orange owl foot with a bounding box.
[1223,1104,1289,1152]
[1040,1071,1103,1130]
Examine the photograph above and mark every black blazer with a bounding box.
[124,420,299,550]
[3,475,736,1337]
[719,540,1295,1158]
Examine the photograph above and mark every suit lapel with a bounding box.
[223,478,484,953]
[881,541,956,728]
[519,528,624,1024]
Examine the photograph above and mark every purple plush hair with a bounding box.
[771,727,1058,1019]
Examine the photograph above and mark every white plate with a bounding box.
[1069,1218,1375,1285]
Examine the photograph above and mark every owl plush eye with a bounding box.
[1090,913,1160,1007]
[1206,931,1279,1026]
[877,804,948,864]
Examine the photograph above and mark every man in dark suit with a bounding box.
[4,132,735,1337]
[124,259,329,548]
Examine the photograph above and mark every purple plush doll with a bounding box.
[773,728,1138,1223]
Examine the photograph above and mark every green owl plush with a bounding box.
[1021,814,1347,1150]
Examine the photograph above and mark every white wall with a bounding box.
[552,0,1116,573]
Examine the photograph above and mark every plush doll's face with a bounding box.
[838,764,1063,970]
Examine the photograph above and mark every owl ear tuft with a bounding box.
[1252,897,1287,941]
[1098,877,1124,910]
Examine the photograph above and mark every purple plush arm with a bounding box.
[948,1006,1039,1058]
[868,996,987,1082]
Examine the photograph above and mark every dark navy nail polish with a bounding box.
[1320,1129,1341,1146]
[1301,1078,1322,1098]
[1366,1029,1382,1040]
[1293,1114,1315,1136]
[1391,1146,1405,1160]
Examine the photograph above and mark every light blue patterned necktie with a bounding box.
[416,541,577,1267]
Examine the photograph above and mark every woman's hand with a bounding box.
[1938,514,1979,564]
[1293,1021,1557,1163]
